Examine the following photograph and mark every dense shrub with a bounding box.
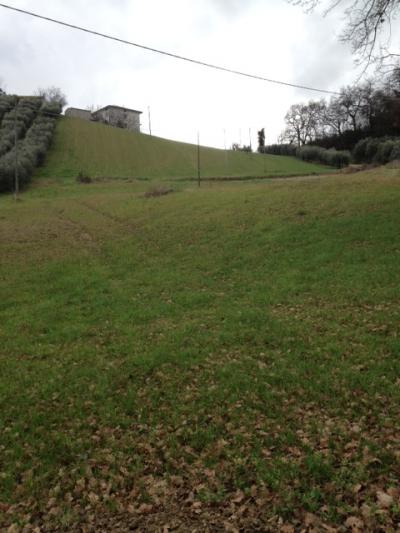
[296,145,350,168]
[0,149,33,192]
[375,140,397,164]
[296,145,323,162]
[364,138,381,163]
[352,136,400,164]
[76,171,92,184]
[144,186,174,198]
[325,149,351,168]
[263,142,350,168]
[231,144,252,152]
[352,138,370,163]
[313,129,371,152]
[263,142,349,167]
[24,116,57,164]
[390,143,400,161]
[0,95,17,123]
[263,144,297,156]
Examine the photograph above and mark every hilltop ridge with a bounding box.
[37,117,334,180]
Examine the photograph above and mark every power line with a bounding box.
[0,2,341,96]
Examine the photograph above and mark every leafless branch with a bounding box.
[288,0,400,70]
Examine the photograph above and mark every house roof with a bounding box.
[93,105,142,115]
[65,107,91,113]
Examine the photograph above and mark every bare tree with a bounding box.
[384,61,400,92]
[282,104,309,145]
[282,101,326,145]
[289,0,400,68]
[35,86,67,111]
[323,97,348,135]
[278,69,400,148]
[338,85,368,130]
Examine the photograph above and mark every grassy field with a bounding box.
[1,169,399,531]
[35,117,334,180]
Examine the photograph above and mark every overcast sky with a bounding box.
[0,0,377,148]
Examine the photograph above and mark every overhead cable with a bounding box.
[0,3,342,96]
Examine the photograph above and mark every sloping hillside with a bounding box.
[37,117,334,180]
[1,169,399,531]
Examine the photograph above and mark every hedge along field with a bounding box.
[264,137,400,168]
[0,96,60,193]
[353,137,400,165]
[36,117,335,181]
[0,168,399,531]
[263,143,351,168]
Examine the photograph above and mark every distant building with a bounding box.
[64,105,142,133]
[92,105,142,132]
[65,107,92,121]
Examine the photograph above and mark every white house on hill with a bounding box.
[65,105,142,132]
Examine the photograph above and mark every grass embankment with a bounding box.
[36,117,333,180]
[0,169,399,531]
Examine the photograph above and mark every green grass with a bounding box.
[0,169,399,530]
[36,117,334,180]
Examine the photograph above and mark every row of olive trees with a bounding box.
[0,108,59,192]
[0,88,65,193]
[0,96,43,158]
[279,69,400,149]
[0,94,16,123]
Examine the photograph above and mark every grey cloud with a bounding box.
[291,13,354,99]
[207,0,259,16]
[0,0,372,147]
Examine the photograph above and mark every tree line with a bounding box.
[277,68,400,151]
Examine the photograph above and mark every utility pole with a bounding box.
[197,131,201,188]
[14,110,19,201]
[262,127,266,175]
[223,128,228,175]
[148,106,152,136]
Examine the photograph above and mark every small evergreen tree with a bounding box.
[257,128,265,152]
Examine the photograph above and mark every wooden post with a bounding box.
[148,106,152,136]
[14,110,19,201]
[263,127,266,175]
[224,128,228,176]
[263,149,266,176]
[197,131,201,187]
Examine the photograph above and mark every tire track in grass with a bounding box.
[53,208,103,255]
[74,198,138,233]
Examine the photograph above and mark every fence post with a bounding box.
[14,110,19,201]
[197,131,201,187]
[148,106,152,136]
